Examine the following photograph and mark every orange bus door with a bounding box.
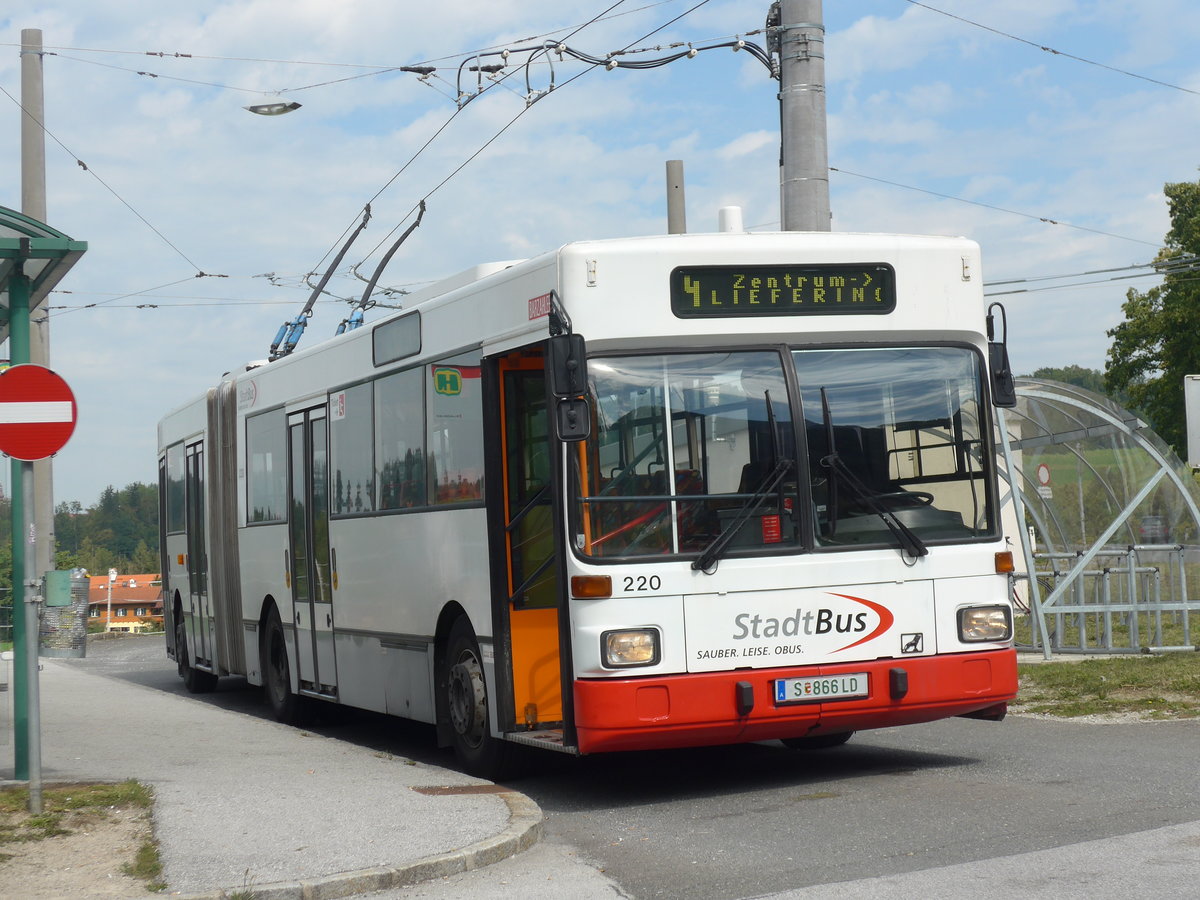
[496,353,564,735]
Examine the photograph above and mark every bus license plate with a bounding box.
[775,672,869,705]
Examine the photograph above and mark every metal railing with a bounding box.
[1017,545,1197,654]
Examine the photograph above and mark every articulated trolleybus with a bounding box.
[159,228,1019,776]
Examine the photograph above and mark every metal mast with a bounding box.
[774,0,830,231]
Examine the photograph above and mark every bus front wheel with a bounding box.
[262,607,302,723]
[781,731,853,750]
[442,617,513,778]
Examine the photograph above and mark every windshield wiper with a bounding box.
[692,391,791,574]
[691,457,791,574]
[819,387,928,561]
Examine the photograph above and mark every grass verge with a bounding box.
[1016,652,1200,718]
[0,780,165,892]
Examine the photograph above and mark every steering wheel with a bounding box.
[871,490,935,508]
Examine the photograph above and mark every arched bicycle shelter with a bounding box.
[999,378,1200,657]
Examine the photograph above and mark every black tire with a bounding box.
[781,731,853,750]
[442,617,514,779]
[175,607,218,694]
[262,606,302,723]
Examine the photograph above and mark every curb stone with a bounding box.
[165,790,543,900]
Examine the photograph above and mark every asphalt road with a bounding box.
[66,636,1200,899]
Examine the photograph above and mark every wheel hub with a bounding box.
[447,652,486,748]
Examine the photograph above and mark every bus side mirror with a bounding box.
[548,333,588,397]
[548,333,591,442]
[987,303,1017,409]
[556,398,591,442]
[989,343,1017,408]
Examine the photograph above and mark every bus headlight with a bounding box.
[602,629,660,667]
[957,606,1012,642]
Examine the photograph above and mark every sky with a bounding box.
[1,0,1198,506]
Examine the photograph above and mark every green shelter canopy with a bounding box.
[0,204,87,345]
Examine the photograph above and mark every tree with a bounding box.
[129,539,160,574]
[1105,177,1200,457]
[75,536,120,576]
[55,500,85,555]
[1026,365,1106,394]
[47,482,160,576]
[1025,365,1136,410]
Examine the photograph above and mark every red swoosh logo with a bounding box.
[826,592,894,652]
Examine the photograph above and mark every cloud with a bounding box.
[2,0,1199,503]
[717,130,773,160]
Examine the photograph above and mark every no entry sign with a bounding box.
[0,365,77,461]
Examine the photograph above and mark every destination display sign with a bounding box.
[669,263,896,318]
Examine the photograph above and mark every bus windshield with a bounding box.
[574,351,798,558]
[573,345,996,561]
[795,346,994,548]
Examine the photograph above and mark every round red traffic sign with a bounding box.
[0,364,78,461]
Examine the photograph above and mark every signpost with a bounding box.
[0,364,76,814]
[2,203,86,813]
[1036,462,1052,500]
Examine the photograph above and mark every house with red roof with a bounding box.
[87,573,164,632]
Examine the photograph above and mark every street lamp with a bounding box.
[244,100,302,116]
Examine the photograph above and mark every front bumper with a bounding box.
[573,648,1017,754]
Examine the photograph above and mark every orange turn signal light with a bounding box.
[571,575,612,599]
[995,551,1015,574]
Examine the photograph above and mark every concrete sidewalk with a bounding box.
[3,658,542,899]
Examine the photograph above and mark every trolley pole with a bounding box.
[777,0,830,231]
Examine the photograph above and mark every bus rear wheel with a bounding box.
[175,608,217,694]
[781,731,853,750]
[442,617,513,779]
[262,607,302,723]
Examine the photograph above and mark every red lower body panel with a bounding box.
[573,649,1017,755]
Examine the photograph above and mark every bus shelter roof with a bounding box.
[1004,377,1200,552]
[0,205,87,345]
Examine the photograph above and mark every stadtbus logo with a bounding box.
[730,592,894,653]
[432,367,463,395]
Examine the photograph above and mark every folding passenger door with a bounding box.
[494,351,564,735]
[287,406,338,697]
[184,441,212,664]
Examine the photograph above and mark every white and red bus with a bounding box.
[159,228,1019,775]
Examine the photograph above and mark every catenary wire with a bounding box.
[350,0,641,265]
[901,0,1200,96]
[35,277,204,321]
[0,83,217,275]
[829,167,1161,247]
[279,1,637,280]
[51,52,265,95]
[0,1,686,74]
[985,272,1200,297]
[26,6,1173,316]
[353,0,721,268]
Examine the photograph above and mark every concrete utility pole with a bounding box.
[21,28,57,587]
[665,160,686,234]
[776,0,830,231]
